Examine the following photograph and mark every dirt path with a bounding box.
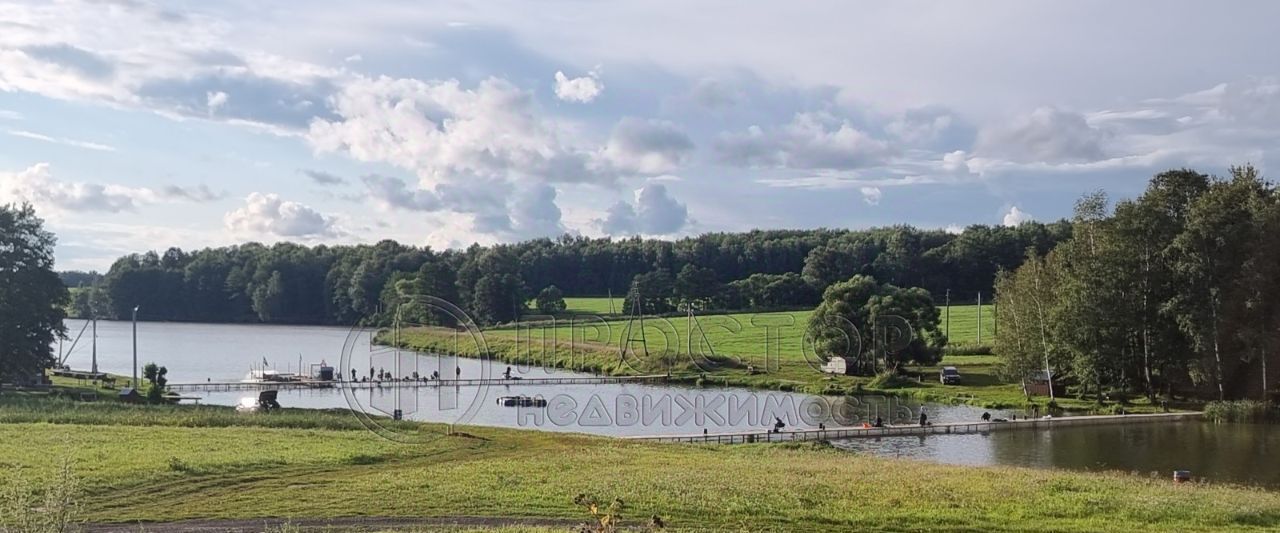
[84,516,583,532]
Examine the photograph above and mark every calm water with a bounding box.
[56,319,1280,487]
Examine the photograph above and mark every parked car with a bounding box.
[940,366,961,385]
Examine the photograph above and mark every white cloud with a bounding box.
[976,107,1109,164]
[0,163,139,213]
[309,76,600,187]
[716,112,893,170]
[344,54,363,63]
[8,129,115,152]
[602,118,694,174]
[224,192,338,238]
[600,183,689,236]
[859,186,882,206]
[1002,206,1033,227]
[553,70,603,103]
[206,91,228,112]
[941,150,970,174]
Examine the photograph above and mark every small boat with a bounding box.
[496,395,547,407]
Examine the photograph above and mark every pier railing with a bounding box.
[625,411,1202,444]
[166,374,669,393]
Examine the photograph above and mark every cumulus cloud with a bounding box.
[860,186,882,206]
[715,112,893,170]
[224,192,337,237]
[553,70,603,103]
[600,183,689,236]
[361,174,442,211]
[507,183,565,238]
[976,107,1109,164]
[309,76,598,186]
[206,90,228,112]
[1002,206,1033,226]
[0,163,220,214]
[602,118,694,174]
[0,163,139,213]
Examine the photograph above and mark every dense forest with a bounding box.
[66,223,1069,327]
[996,166,1280,402]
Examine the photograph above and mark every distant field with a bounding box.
[545,297,995,345]
[563,296,621,315]
[940,303,998,345]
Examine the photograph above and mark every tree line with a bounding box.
[67,223,1068,327]
[996,166,1280,403]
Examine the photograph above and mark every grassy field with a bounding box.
[2,398,1277,531]
[390,299,1120,410]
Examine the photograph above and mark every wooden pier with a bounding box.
[166,374,670,393]
[626,411,1202,444]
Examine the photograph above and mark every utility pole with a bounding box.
[132,305,140,388]
[944,289,951,339]
[976,292,982,344]
[91,316,98,374]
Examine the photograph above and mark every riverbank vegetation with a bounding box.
[1,398,1277,532]
[996,167,1280,405]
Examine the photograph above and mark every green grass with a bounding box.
[2,399,1278,531]
[939,303,997,345]
[390,301,1122,410]
[562,296,622,315]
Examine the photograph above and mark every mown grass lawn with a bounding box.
[2,400,1277,531]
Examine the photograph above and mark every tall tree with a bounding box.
[0,204,69,382]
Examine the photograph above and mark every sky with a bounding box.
[3,1,1280,271]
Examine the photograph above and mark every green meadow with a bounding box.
[2,398,1276,532]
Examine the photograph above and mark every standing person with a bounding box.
[351,368,357,381]
[919,408,928,427]
[503,366,512,380]
[455,366,461,380]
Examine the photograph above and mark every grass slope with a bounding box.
[2,400,1277,532]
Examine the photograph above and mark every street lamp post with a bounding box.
[132,305,140,388]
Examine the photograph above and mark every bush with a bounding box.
[1204,400,1275,423]
[943,343,994,356]
[867,372,916,390]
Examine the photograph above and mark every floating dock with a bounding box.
[166,374,670,392]
[626,411,1202,444]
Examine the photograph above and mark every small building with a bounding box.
[1024,371,1055,397]
[118,388,143,403]
[822,357,853,375]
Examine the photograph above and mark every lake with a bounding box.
[56,319,1280,488]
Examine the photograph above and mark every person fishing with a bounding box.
[773,417,786,433]
[919,408,928,427]
[981,411,991,422]
[503,366,513,380]
[873,416,884,428]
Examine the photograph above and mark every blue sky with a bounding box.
[3,0,1280,270]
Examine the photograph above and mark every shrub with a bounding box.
[0,458,81,533]
[1204,400,1275,423]
[867,372,915,390]
[943,343,994,356]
